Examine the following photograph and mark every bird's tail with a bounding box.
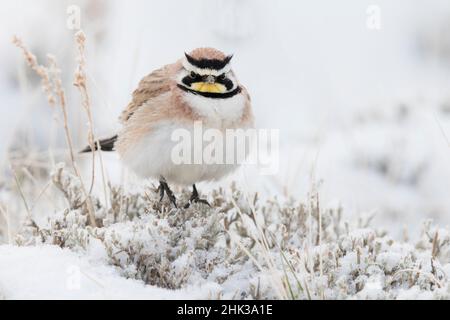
[80,135,118,153]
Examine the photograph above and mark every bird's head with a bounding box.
[177,48,240,98]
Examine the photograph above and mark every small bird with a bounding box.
[82,48,254,208]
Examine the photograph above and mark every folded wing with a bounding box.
[119,65,172,124]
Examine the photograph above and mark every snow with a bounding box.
[0,245,220,300]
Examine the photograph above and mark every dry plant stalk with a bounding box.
[12,36,56,106]
[73,31,109,206]
[13,35,97,227]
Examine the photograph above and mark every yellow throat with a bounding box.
[191,82,226,94]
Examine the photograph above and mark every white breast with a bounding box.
[122,121,241,185]
[183,92,247,128]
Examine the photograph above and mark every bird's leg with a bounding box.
[184,184,211,209]
[158,178,177,208]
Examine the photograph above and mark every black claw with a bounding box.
[184,184,211,209]
[158,180,177,208]
[168,192,178,208]
[158,184,164,202]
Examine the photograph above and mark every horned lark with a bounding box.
[83,48,254,207]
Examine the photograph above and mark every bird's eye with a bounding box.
[189,71,196,78]
[218,74,226,81]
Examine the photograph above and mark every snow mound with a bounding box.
[0,245,221,300]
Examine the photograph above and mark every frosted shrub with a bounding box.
[15,165,450,299]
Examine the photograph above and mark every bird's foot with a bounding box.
[184,184,211,209]
[158,180,177,208]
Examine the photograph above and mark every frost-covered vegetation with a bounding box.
[4,165,449,299]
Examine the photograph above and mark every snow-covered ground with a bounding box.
[0,245,217,300]
[1,0,450,299]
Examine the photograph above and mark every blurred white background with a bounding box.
[2,0,450,237]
